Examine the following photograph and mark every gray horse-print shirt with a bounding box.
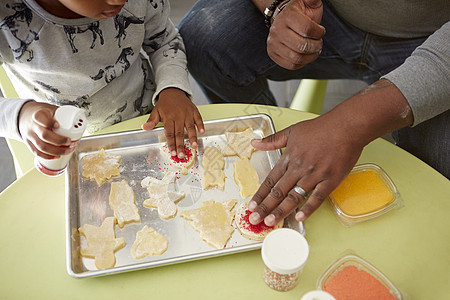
[0,0,191,139]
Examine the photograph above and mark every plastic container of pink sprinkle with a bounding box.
[261,228,309,291]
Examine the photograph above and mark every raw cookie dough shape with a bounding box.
[180,199,237,249]
[131,225,169,259]
[109,180,140,228]
[78,217,126,270]
[202,146,225,190]
[234,158,259,199]
[234,201,284,241]
[161,141,196,175]
[82,148,121,186]
[222,128,257,159]
[141,172,185,219]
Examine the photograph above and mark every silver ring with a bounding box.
[293,185,308,198]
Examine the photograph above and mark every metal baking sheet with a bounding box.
[65,114,305,278]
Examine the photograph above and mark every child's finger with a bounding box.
[32,110,70,146]
[142,109,160,131]
[33,109,56,129]
[34,128,71,148]
[164,120,177,157]
[185,120,198,148]
[26,140,59,160]
[174,121,186,159]
[26,130,69,158]
[193,109,205,135]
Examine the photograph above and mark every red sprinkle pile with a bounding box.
[240,209,274,234]
[170,145,193,163]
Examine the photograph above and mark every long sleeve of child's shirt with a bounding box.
[141,0,191,104]
[0,85,30,140]
[0,0,192,139]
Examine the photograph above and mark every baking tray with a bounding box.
[65,114,305,278]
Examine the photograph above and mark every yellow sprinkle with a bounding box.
[331,170,394,216]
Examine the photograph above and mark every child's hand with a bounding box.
[18,101,72,159]
[142,88,205,158]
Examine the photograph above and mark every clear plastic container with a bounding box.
[317,253,406,300]
[261,228,309,291]
[328,163,403,226]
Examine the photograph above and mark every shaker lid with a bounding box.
[301,290,336,300]
[54,106,87,140]
[261,228,309,274]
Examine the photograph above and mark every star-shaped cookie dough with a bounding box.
[141,172,185,220]
[180,199,237,249]
[78,217,126,270]
[131,225,168,259]
[222,128,257,159]
[82,148,121,186]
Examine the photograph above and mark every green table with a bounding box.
[1,104,449,299]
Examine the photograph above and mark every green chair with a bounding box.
[289,79,328,115]
[0,65,35,178]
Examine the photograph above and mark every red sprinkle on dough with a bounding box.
[240,209,274,234]
[324,265,396,300]
[170,145,193,163]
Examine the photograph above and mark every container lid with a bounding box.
[261,228,309,274]
[301,290,336,300]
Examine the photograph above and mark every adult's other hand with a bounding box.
[267,0,325,69]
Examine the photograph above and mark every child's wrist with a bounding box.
[158,87,190,99]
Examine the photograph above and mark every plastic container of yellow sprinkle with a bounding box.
[328,163,403,226]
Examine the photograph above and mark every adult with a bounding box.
[179,0,450,226]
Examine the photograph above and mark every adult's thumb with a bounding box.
[251,128,289,151]
[303,0,322,9]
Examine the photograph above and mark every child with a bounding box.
[0,0,204,160]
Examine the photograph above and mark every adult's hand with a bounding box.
[267,0,325,69]
[248,114,363,226]
[247,79,414,226]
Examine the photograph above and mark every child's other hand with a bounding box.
[142,88,205,159]
[18,101,72,159]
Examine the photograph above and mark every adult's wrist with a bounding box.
[326,79,414,147]
[269,0,291,26]
[252,0,292,26]
[263,0,282,27]
[252,0,280,14]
